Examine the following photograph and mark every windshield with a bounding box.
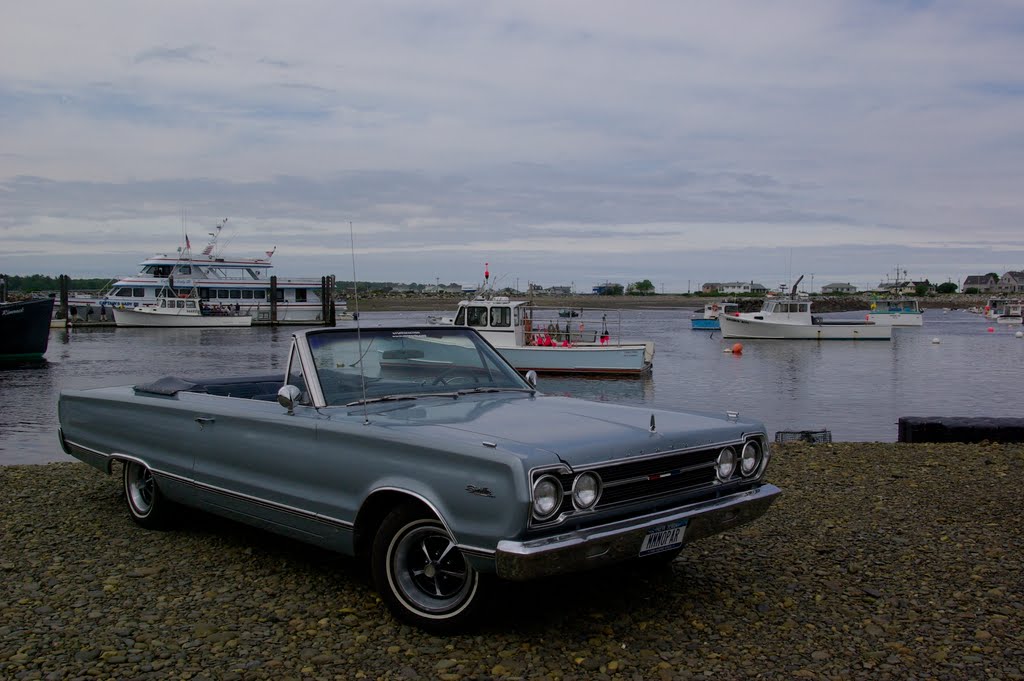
[305,327,530,406]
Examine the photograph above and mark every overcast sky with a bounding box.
[2,1,1022,292]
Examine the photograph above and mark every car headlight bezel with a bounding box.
[571,471,602,510]
[740,440,761,476]
[716,447,737,481]
[532,474,564,521]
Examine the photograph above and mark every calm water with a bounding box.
[2,308,1022,465]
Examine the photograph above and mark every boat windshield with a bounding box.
[304,327,530,406]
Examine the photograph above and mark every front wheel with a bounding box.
[371,503,487,633]
[122,460,174,529]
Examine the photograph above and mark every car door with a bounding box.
[185,393,344,542]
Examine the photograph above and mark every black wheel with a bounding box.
[122,460,173,529]
[371,502,486,633]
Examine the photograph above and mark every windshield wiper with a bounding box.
[455,387,535,396]
[345,395,419,406]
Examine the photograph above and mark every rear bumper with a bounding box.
[495,483,780,580]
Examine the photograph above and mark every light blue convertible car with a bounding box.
[58,326,780,632]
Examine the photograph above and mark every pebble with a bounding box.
[2,443,1022,679]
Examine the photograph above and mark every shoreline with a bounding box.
[348,293,987,312]
[2,442,1022,679]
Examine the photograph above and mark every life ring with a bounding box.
[711,304,719,312]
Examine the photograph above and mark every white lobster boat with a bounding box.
[720,277,892,341]
[112,289,251,328]
[435,296,653,375]
[866,298,924,326]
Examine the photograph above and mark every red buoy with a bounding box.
[732,343,743,354]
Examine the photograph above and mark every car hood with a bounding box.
[372,393,764,467]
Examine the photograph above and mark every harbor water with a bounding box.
[2,308,1021,465]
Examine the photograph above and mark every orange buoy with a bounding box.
[731,343,743,354]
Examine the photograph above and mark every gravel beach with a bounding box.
[2,442,1021,680]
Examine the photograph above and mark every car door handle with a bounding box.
[194,416,215,430]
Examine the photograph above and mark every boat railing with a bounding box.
[524,308,630,345]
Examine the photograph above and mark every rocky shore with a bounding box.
[2,442,1021,680]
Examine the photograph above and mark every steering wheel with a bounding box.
[429,368,479,386]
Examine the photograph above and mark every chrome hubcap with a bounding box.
[391,521,475,614]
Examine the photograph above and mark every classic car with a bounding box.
[58,326,780,632]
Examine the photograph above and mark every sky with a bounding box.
[2,1,1023,293]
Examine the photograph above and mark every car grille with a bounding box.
[551,447,720,516]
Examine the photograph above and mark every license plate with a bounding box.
[639,520,687,556]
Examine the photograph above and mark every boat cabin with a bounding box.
[453,297,529,347]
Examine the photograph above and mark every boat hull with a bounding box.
[495,344,653,374]
[866,312,924,327]
[112,307,252,328]
[720,316,892,340]
[1,298,55,360]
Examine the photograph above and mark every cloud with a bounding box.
[1,1,1023,290]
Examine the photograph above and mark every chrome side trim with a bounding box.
[195,479,354,530]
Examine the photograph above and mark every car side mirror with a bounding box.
[524,370,538,388]
[277,385,303,414]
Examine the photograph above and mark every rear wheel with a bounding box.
[371,502,487,633]
[122,460,173,529]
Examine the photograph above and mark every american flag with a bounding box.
[185,234,191,250]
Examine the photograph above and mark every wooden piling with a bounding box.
[269,276,278,325]
[59,275,69,321]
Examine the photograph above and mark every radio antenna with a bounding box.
[349,221,370,425]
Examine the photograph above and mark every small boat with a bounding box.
[691,302,739,330]
[720,277,892,341]
[558,308,580,318]
[994,301,1023,325]
[112,289,252,328]
[866,298,924,326]
[435,296,653,374]
[1,297,55,361]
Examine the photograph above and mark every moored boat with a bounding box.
[1,297,55,360]
[866,298,924,326]
[69,219,348,324]
[112,289,252,328]
[434,296,653,374]
[994,301,1023,325]
[691,302,739,330]
[720,277,892,341]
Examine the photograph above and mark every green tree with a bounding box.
[936,282,958,294]
[599,284,624,296]
[630,279,656,295]
[986,272,1000,283]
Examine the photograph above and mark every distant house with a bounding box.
[821,282,857,294]
[995,271,1024,293]
[547,286,572,296]
[962,274,998,293]
[701,282,722,294]
[592,282,620,295]
[720,281,768,294]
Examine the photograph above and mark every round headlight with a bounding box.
[716,447,737,480]
[532,475,563,520]
[572,472,602,510]
[740,441,761,475]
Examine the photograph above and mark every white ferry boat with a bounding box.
[84,220,346,324]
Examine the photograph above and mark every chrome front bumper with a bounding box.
[495,483,781,581]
